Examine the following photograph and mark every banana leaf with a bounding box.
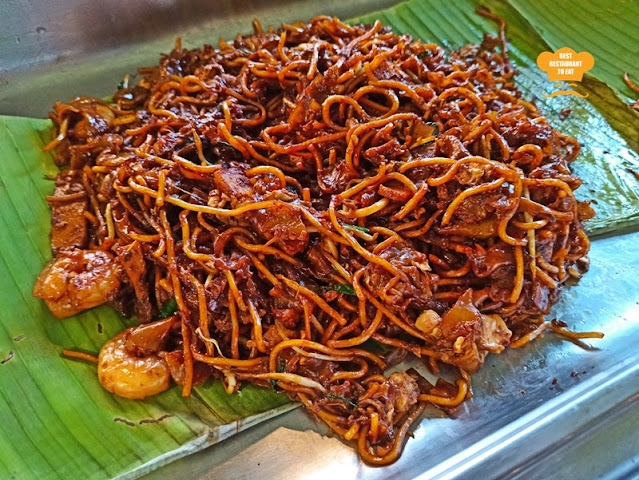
[0,0,638,479]
[507,0,639,103]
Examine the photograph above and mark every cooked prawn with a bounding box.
[33,249,120,318]
[98,328,171,400]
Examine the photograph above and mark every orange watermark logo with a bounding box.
[536,47,594,98]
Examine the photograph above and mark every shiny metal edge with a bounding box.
[421,353,639,480]
[115,403,298,480]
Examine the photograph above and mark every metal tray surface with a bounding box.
[1,1,638,479]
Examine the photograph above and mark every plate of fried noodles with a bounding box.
[29,11,611,466]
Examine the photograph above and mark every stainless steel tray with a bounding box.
[2,1,638,479]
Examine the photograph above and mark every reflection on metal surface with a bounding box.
[0,0,398,117]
